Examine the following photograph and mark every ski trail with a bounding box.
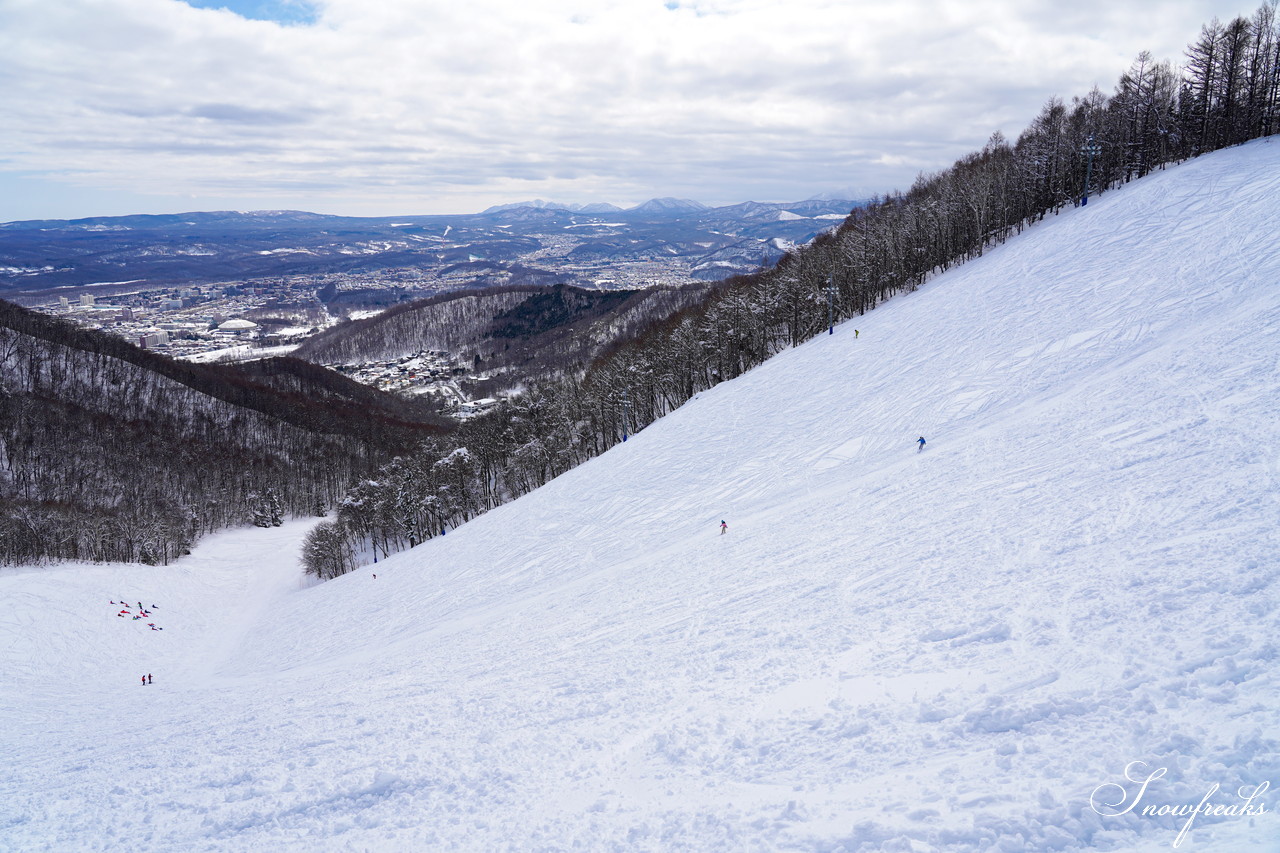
[178,519,323,686]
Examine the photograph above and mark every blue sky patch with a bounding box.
[179,0,318,26]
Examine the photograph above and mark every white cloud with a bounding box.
[0,0,1255,219]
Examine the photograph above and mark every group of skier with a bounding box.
[109,601,163,686]
[106,601,164,686]
[112,600,163,631]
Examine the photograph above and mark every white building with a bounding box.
[457,398,499,416]
[139,330,170,349]
[218,318,259,333]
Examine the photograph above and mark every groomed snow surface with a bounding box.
[3,140,1279,852]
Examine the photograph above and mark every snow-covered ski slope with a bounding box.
[3,139,1279,852]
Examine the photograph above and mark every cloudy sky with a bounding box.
[0,0,1254,221]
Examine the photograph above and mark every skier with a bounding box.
[141,675,146,686]
[854,329,859,338]
[148,674,153,684]
[917,436,926,452]
[720,520,728,535]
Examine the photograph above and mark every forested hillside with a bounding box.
[0,301,446,565]
[304,3,1280,577]
[295,283,711,392]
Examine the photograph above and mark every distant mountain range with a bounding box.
[481,200,627,214]
[0,197,862,297]
[479,196,849,217]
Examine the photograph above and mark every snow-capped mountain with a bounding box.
[481,199,595,214]
[627,196,710,215]
[2,139,1277,851]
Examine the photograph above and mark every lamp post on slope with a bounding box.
[1081,135,1102,206]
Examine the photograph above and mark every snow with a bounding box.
[271,326,314,338]
[182,343,301,363]
[2,140,1279,851]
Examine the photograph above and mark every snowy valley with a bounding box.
[1,139,1278,851]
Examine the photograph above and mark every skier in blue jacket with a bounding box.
[917,436,926,452]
